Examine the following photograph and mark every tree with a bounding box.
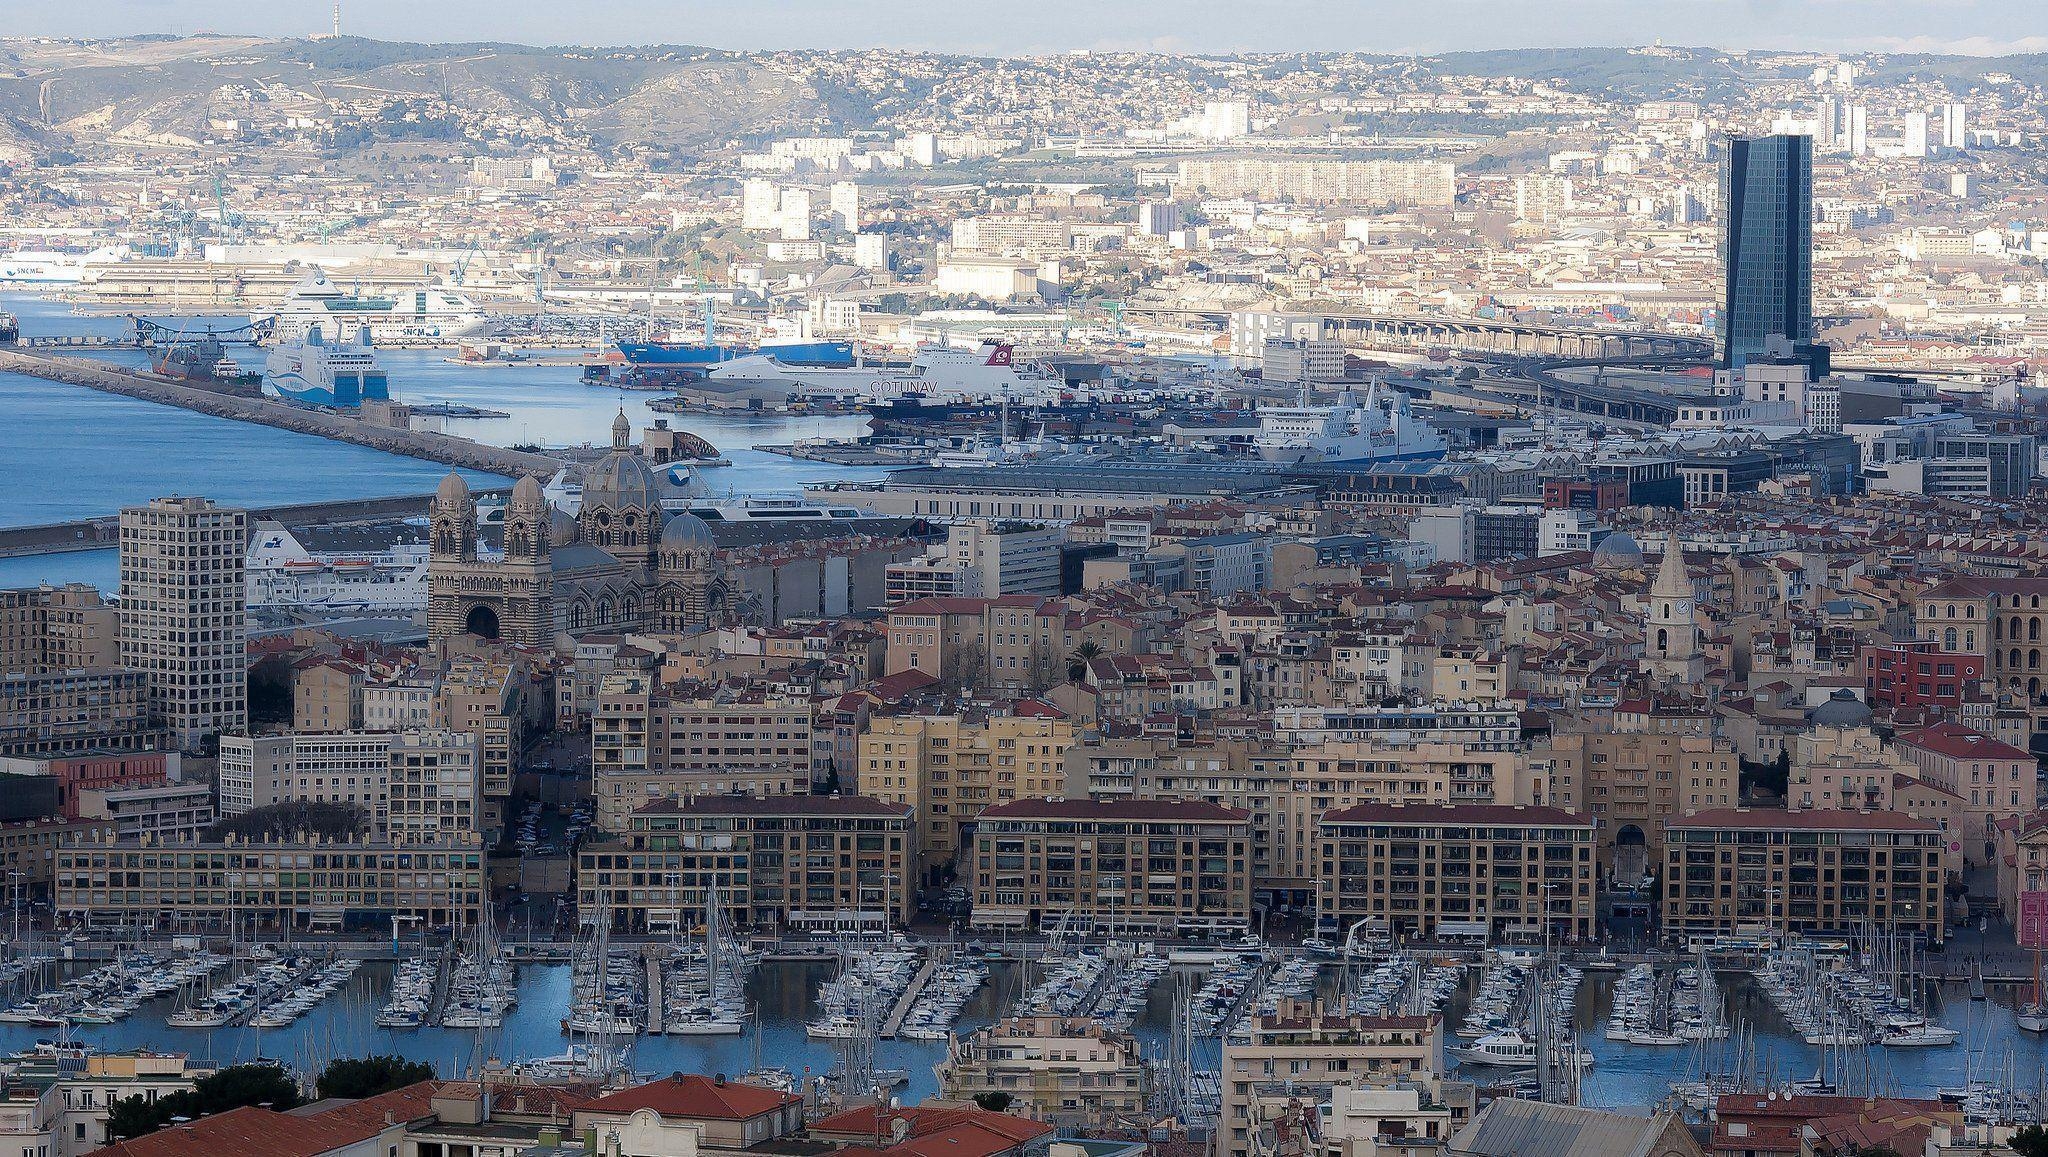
[317,1055,435,1100]
[108,1062,304,1140]
[972,1091,1014,1113]
[206,800,366,843]
[1067,641,1104,684]
[2010,1123,2048,1157]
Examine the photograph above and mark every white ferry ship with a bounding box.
[255,268,487,345]
[0,246,126,284]
[263,327,390,408]
[246,521,429,613]
[1254,380,1447,466]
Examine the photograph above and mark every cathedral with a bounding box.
[1640,530,1704,684]
[427,412,728,646]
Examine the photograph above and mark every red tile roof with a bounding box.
[812,1106,1055,1157]
[1896,721,2033,762]
[581,1073,799,1120]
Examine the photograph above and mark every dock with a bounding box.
[880,953,939,1039]
[0,488,511,559]
[0,348,565,478]
[644,947,665,1034]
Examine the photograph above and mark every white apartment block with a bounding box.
[118,497,247,753]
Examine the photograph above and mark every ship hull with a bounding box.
[617,339,854,368]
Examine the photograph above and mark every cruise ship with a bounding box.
[246,521,429,613]
[1254,381,1446,465]
[860,341,1063,407]
[255,268,487,345]
[0,246,126,284]
[263,327,390,408]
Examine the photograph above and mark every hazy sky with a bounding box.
[11,0,2048,58]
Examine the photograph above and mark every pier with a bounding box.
[880,954,939,1039]
[0,348,565,478]
[644,947,665,1035]
[0,489,512,559]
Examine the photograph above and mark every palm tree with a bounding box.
[1067,641,1104,685]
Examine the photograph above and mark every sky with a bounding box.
[11,0,2048,58]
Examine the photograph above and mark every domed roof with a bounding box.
[1590,531,1644,571]
[660,511,716,550]
[510,475,545,506]
[583,451,660,512]
[548,508,579,548]
[435,472,470,505]
[1808,689,1874,730]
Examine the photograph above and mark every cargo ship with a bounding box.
[263,328,390,408]
[150,338,261,387]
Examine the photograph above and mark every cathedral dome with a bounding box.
[548,508,579,547]
[660,511,716,550]
[510,475,545,507]
[436,472,470,505]
[1808,688,1874,730]
[1590,531,1643,571]
[584,451,660,513]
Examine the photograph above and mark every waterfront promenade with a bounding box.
[0,347,564,478]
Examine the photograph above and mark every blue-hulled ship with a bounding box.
[263,327,389,408]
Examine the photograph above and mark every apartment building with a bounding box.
[1175,159,1456,206]
[859,708,1073,872]
[387,729,483,842]
[77,782,215,843]
[53,831,488,932]
[1219,1000,1452,1157]
[1912,576,2048,699]
[1662,808,1946,945]
[117,497,247,752]
[883,595,1138,697]
[1537,729,1739,882]
[0,668,156,759]
[0,817,116,897]
[576,794,914,933]
[0,584,119,674]
[1893,722,2036,866]
[935,1017,1147,1129]
[1066,734,1530,912]
[218,732,394,834]
[591,673,813,831]
[432,653,530,829]
[968,798,1253,935]
[1315,803,1598,943]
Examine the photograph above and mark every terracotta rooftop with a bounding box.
[977,798,1249,823]
[581,1073,800,1120]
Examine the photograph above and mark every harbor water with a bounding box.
[0,294,888,589]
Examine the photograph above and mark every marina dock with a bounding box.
[0,348,565,479]
[880,955,939,1039]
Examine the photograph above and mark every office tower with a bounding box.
[740,179,779,231]
[1846,105,1868,156]
[1901,111,1929,158]
[118,497,247,753]
[829,181,859,232]
[1137,201,1182,236]
[1941,102,1968,150]
[1718,134,1813,370]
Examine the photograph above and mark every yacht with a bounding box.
[256,267,486,345]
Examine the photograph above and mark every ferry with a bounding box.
[1255,380,1446,466]
[255,268,486,345]
[246,520,429,613]
[615,338,853,369]
[263,327,389,408]
[860,341,1063,407]
[0,246,125,284]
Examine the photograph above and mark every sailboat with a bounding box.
[2020,948,2048,1033]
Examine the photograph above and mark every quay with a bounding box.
[753,442,929,466]
[0,488,512,559]
[880,954,939,1039]
[0,347,565,478]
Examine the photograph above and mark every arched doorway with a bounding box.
[465,604,501,640]
[1614,824,1649,884]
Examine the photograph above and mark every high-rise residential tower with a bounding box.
[1718,134,1813,369]
[118,497,247,752]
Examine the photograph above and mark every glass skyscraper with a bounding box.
[1718,133,1813,368]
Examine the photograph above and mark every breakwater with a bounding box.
[0,348,564,478]
[0,489,513,559]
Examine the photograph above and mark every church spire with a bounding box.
[611,408,632,450]
[1651,530,1690,599]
